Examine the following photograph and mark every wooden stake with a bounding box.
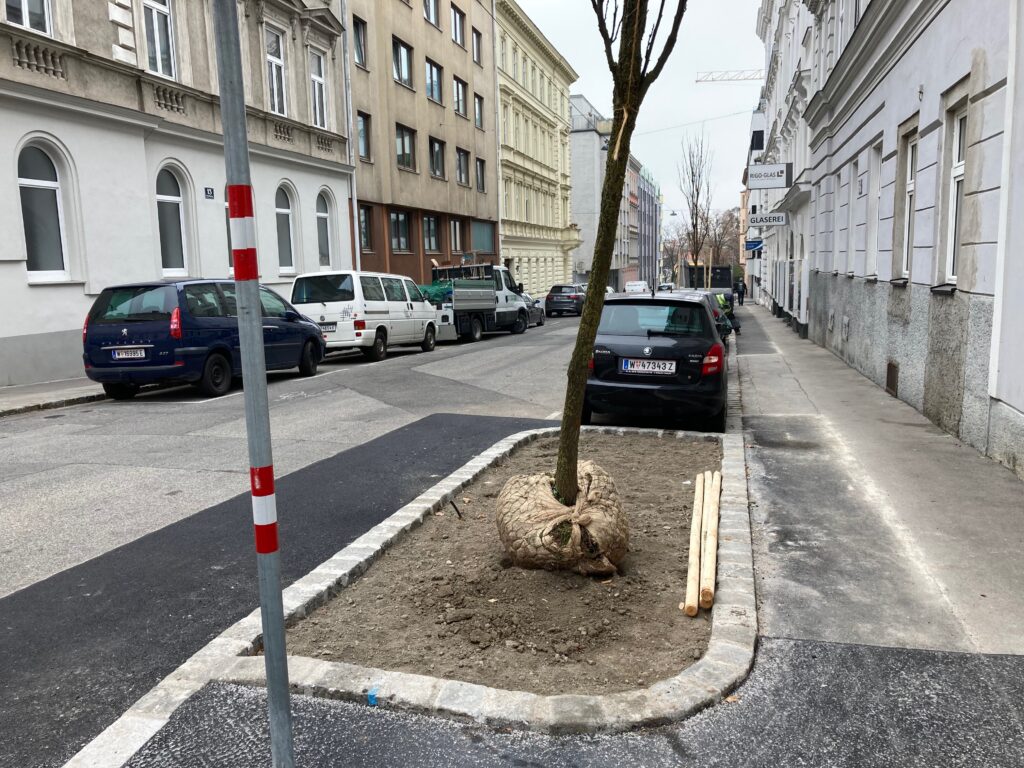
[699,470,722,609]
[681,474,704,617]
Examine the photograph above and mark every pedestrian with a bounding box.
[735,280,746,306]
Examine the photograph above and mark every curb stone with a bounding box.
[63,342,756,765]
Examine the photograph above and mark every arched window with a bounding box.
[316,192,331,268]
[18,145,67,277]
[156,168,187,274]
[275,186,294,271]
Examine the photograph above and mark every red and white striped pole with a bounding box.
[213,2,294,766]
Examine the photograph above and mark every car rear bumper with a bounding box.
[84,361,201,385]
[546,300,583,312]
[585,378,727,418]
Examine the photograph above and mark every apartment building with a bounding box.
[494,0,579,296]
[348,0,499,282]
[748,0,1024,478]
[0,0,354,386]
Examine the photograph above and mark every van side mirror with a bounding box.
[517,283,524,293]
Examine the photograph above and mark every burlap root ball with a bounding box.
[494,460,628,576]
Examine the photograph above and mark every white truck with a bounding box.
[425,264,530,342]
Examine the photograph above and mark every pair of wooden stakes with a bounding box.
[681,470,722,617]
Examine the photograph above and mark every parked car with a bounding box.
[624,280,651,293]
[657,282,676,291]
[290,270,437,361]
[584,293,728,431]
[545,284,586,316]
[677,289,733,343]
[83,280,324,400]
[522,293,546,327]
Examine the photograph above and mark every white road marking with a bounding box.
[545,411,561,420]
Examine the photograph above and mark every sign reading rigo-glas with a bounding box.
[748,163,793,189]
[749,212,788,226]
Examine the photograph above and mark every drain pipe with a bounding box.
[340,0,361,270]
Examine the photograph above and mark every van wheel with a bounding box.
[462,316,483,343]
[512,312,528,335]
[199,353,232,397]
[103,383,139,401]
[362,331,387,362]
[298,340,318,377]
[421,326,436,352]
[538,312,545,326]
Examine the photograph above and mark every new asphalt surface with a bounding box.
[0,413,550,768]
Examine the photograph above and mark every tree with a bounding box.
[708,207,741,267]
[661,216,688,283]
[678,133,713,282]
[553,0,691,505]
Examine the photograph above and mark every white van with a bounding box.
[290,270,437,361]
[624,280,651,293]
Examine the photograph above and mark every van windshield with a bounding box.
[292,274,355,304]
[89,286,177,323]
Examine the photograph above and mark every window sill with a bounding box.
[930,282,957,295]
[394,81,416,93]
[455,112,469,121]
[845,272,854,278]
[865,275,878,283]
[890,277,909,288]
[355,63,370,74]
[430,173,448,181]
[359,157,374,165]
[456,180,471,188]
[397,165,419,175]
[427,97,444,107]
[26,276,84,286]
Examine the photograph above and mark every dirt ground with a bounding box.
[287,432,721,695]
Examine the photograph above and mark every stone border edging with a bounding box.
[64,347,755,765]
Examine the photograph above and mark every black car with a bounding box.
[583,294,728,431]
[545,284,586,316]
[83,279,325,399]
[521,293,546,327]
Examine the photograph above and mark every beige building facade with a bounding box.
[348,0,500,283]
[0,0,354,386]
[495,0,578,295]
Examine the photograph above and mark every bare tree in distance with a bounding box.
[678,133,713,286]
[661,216,688,284]
[708,207,742,267]
[552,0,691,506]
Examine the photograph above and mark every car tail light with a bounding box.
[354,319,366,331]
[82,314,89,344]
[712,307,720,318]
[587,356,594,377]
[702,343,724,377]
[169,307,182,339]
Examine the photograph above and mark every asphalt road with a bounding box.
[0,318,575,768]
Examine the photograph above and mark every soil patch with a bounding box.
[287,432,721,695]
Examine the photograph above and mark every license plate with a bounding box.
[319,323,337,333]
[112,348,146,360]
[621,358,676,375]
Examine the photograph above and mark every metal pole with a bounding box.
[211,2,295,766]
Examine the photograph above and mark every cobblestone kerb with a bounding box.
[65,349,754,765]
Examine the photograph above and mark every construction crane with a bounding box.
[696,70,765,83]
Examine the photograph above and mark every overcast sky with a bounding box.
[517,0,764,217]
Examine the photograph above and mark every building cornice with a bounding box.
[497,0,579,84]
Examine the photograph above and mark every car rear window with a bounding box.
[551,285,576,294]
[292,273,355,304]
[89,285,178,323]
[598,302,710,337]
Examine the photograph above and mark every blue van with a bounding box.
[83,279,325,399]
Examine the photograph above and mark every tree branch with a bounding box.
[589,0,619,73]
[642,0,668,77]
[641,0,688,93]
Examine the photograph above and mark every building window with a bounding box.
[472,28,482,64]
[946,110,967,282]
[143,0,175,78]
[424,0,439,27]
[396,124,416,170]
[423,215,440,252]
[357,112,371,160]
[455,148,470,185]
[500,35,506,70]
[17,146,66,277]
[453,77,467,116]
[353,17,367,67]
[474,94,484,129]
[450,4,465,46]
[513,46,519,80]
[310,51,327,129]
[6,0,49,34]
[900,135,918,278]
[475,158,486,192]
[501,105,509,143]
[425,59,443,103]
[393,38,413,88]
[156,168,187,275]
[275,187,294,272]
[316,192,331,267]
[390,211,410,251]
[428,137,446,178]
[359,204,372,250]
[450,217,463,251]
[266,26,287,116]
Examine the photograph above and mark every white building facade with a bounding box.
[1,0,355,386]
[750,0,1024,479]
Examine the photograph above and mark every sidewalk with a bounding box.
[0,377,106,419]
[67,305,1024,767]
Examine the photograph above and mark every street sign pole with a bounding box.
[211,2,295,766]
